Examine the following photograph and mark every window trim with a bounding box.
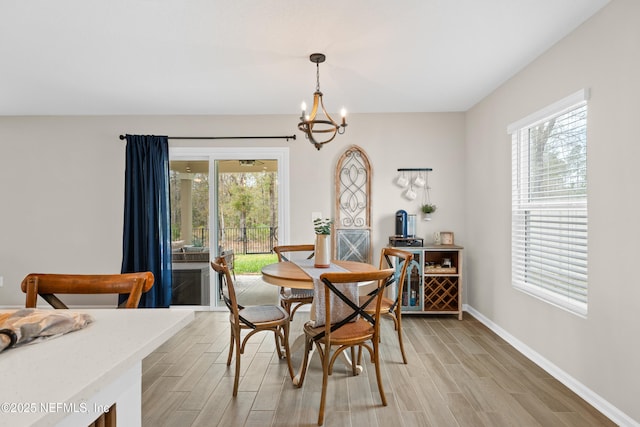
[508,89,589,317]
[507,89,590,134]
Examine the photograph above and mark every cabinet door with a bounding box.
[398,251,422,311]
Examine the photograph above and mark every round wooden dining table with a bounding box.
[261,259,377,289]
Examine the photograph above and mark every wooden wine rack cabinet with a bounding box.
[392,245,463,320]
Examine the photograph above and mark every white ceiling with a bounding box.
[0,0,609,116]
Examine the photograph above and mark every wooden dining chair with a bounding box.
[211,256,294,396]
[296,268,395,426]
[21,272,155,309]
[359,247,414,363]
[273,244,315,320]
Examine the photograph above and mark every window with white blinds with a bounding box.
[509,89,589,316]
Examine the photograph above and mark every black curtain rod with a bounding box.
[397,168,433,172]
[119,134,296,141]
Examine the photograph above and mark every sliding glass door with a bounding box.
[169,147,290,309]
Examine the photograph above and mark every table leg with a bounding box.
[339,347,363,375]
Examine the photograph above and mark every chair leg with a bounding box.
[289,302,300,320]
[396,312,408,364]
[318,342,330,426]
[226,326,235,366]
[273,327,284,359]
[296,335,313,388]
[350,346,357,376]
[281,322,294,380]
[232,329,242,397]
[372,339,387,406]
[390,312,399,331]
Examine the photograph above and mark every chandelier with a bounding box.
[298,53,347,150]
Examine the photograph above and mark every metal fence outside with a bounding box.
[221,226,278,254]
[176,226,277,254]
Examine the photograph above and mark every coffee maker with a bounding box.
[395,210,407,237]
[390,210,423,247]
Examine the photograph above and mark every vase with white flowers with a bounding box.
[313,218,333,268]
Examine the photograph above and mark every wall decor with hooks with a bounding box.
[395,168,433,207]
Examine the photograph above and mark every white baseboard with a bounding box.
[464,304,638,427]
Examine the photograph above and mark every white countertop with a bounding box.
[0,308,194,427]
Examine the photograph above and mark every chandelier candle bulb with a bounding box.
[341,108,347,126]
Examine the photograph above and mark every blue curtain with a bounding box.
[121,134,172,308]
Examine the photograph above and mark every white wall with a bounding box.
[464,0,639,423]
[0,113,465,307]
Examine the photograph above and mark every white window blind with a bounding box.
[510,90,588,316]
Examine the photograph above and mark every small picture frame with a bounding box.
[440,231,454,245]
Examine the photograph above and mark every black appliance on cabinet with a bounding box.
[390,209,423,247]
[395,210,407,237]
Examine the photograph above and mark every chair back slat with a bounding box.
[211,257,237,311]
[273,244,315,262]
[211,256,252,326]
[21,272,154,309]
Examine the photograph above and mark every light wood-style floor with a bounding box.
[142,276,615,427]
